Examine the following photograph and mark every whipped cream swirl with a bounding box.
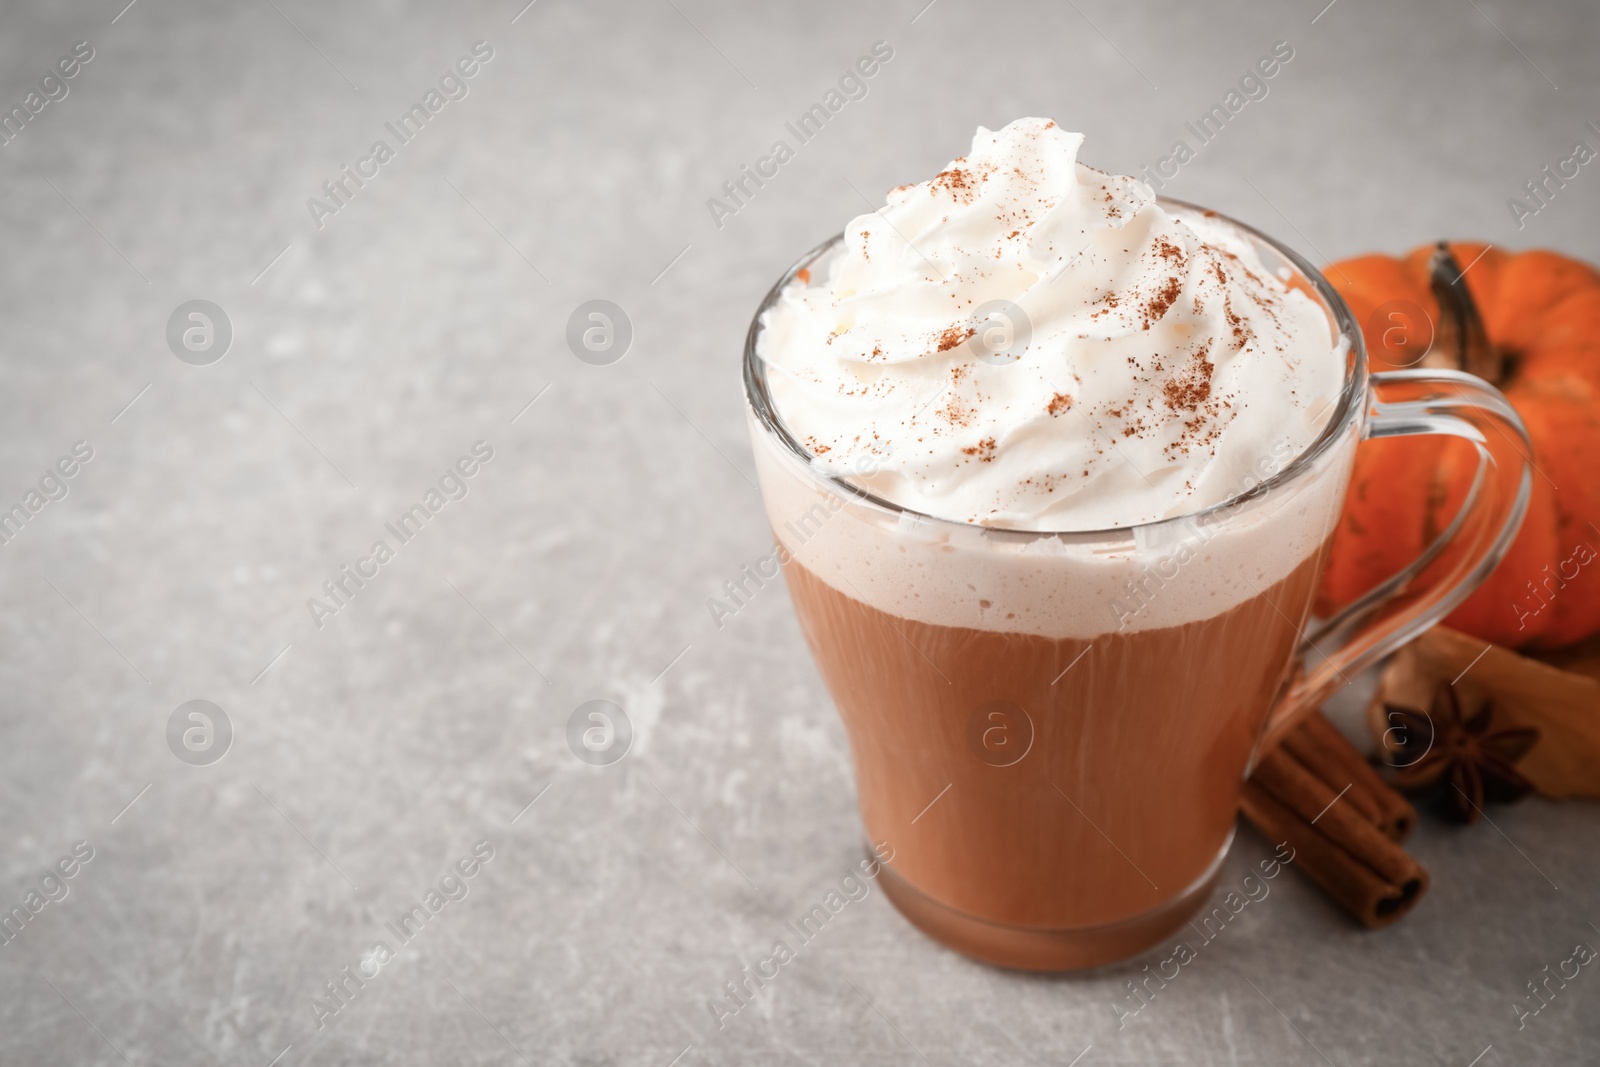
[757,118,1342,531]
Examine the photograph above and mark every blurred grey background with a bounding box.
[0,0,1596,1063]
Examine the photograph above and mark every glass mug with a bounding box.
[743,201,1532,970]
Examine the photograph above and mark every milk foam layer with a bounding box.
[750,413,1353,639]
[758,118,1342,532]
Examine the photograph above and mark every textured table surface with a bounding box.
[1,0,1597,1063]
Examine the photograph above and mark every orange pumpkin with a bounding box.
[1318,242,1600,649]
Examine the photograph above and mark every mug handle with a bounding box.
[1257,368,1535,754]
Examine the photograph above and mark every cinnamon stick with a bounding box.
[1240,780,1427,928]
[1280,709,1416,840]
[1242,710,1428,928]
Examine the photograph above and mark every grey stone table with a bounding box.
[0,0,1596,1063]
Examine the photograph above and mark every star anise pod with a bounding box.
[1384,685,1539,824]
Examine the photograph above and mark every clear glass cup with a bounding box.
[743,201,1533,970]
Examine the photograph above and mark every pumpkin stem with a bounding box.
[1427,242,1501,384]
